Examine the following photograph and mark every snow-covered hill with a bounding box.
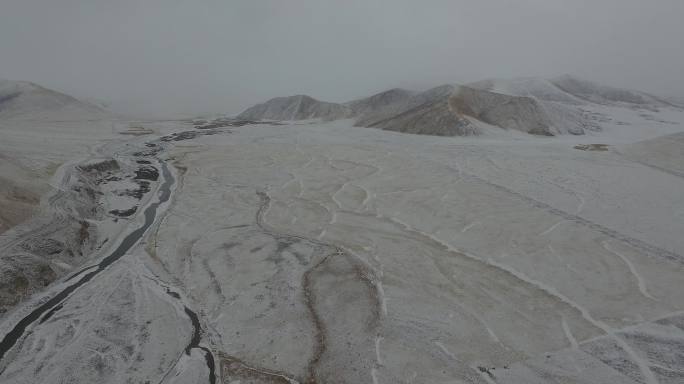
[354,85,455,127]
[239,82,596,136]
[456,84,601,135]
[237,94,351,121]
[345,88,416,116]
[0,79,109,120]
[469,77,586,105]
[551,75,679,110]
[364,93,477,136]
[0,80,117,236]
[469,75,680,111]
[238,75,680,137]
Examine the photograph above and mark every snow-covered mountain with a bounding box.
[471,75,680,110]
[237,86,477,136]
[468,77,586,105]
[361,83,592,136]
[237,94,351,121]
[353,85,477,136]
[238,81,591,136]
[0,79,109,120]
[464,79,604,135]
[665,96,684,107]
[450,86,585,135]
[354,85,454,126]
[237,75,680,137]
[345,88,416,116]
[550,75,678,109]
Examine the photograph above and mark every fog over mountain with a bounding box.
[1,0,684,117]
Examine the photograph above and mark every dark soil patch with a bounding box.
[574,144,609,151]
[195,119,283,129]
[20,238,64,257]
[134,166,159,181]
[109,207,138,217]
[78,159,119,173]
[116,180,151,200]
[160,130,222,142]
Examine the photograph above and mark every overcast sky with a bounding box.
[1,0,683,117]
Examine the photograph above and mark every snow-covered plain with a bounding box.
[148,108,684,383]
[1,88,684,383]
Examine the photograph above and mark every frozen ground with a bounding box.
[150,108,684,383]
[0,101,683,383]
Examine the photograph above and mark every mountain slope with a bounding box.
[345,88,416,116]
[238,84,589,136]
[237,94,351,121]
[464,80,598,135]
[357,84,589,136]
[0,80,116,236]
[0,79,109,120]
[362,90,477,136]
[468,77,585,105]
[450,86,559,135]
[550,75,678,110]
[354,85,455,126]
[237,75,679,137]
[469,75,679,110]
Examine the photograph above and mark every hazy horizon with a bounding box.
[2,0,683,117]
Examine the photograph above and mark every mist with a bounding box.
[2,0,683,117]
